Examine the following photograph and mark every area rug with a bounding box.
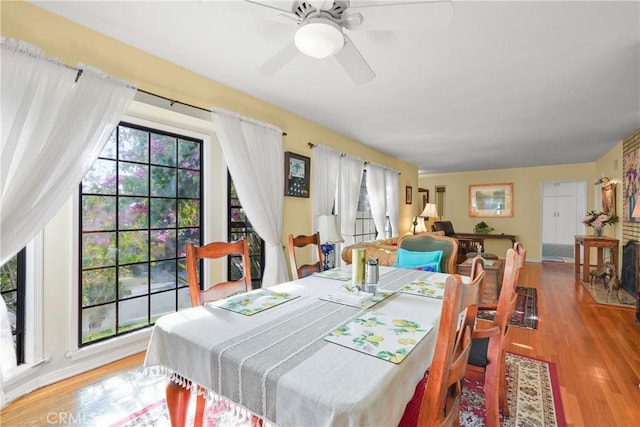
[580,280,637,308]
[115,353,564,427]
[460,352,566,427]
[477,286,538,329]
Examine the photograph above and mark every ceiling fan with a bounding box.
[248,0,454,84]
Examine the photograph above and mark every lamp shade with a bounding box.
[632,201,640,218]
[317,215,344,243]
[294,20,344,59]
[419,203,439,219]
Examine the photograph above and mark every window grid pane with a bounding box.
[0,249,25,364]
[354,173,377,243]
[79,122,202,346]
[227,172,264,289]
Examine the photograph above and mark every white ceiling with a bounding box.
[31,0,640,173]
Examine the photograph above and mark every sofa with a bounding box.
[341,237,399,266]
[341,231,446,267]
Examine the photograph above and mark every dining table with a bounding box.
[144,266,459,426]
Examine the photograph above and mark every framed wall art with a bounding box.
[284,151,310,198]
[405,186,412,204]
[469,183,513,218]
[602,182,616,216]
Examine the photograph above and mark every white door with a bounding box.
[541,181,587,261]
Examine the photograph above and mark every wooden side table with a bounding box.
[457,258,505,304]
[574,235,619,283]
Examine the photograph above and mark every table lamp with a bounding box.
[317,214,344,270]
[412,203,438,234]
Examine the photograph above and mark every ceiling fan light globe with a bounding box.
[294,22,344,59]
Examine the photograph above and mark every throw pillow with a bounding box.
[390,261,440,272]
[396,249,443,272]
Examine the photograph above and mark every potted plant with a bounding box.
[474,221,494,234]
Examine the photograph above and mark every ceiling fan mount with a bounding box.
[292,0,348,21]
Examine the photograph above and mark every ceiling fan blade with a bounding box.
[344,1,454,31]
[259,41,300,77]
[334,34,375,84]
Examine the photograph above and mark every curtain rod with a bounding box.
[308,142,401,174]
[138,89,287,136]
[69,68,287,136]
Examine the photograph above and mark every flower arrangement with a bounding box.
[581,210,619,229]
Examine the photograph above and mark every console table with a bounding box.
[455,233,517,246]
[574,235,619,283]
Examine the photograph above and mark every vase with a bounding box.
[594,227,603,237]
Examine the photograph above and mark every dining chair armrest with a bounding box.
[478,303,498,311]
[472,325,501,339]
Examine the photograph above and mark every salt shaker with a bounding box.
[365,258,379,295]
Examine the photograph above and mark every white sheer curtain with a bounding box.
[365,164,388,239]
[0,38,135,405]
[311,145,341,228]
[337,155,364,246]
[211,109,288,287]
[385,169,400,236]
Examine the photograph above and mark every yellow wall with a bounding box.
[419,161,610,261]
[1,1,419,246]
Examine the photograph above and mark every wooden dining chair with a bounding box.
[185,239,252,306]
[465,243,527,427]
[180,239,252,427]
[399,269,485,427]
[287,232,323,280]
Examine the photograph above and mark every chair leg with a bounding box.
[499,355,510,417]
[483,361,501,427]
[166,381,190,427]
[194,392,206,427]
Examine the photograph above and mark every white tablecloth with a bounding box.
[144,267,447,426]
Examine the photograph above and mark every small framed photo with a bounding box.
[284,151,310,198]
[469,183,513,217]
[405,186,412,204]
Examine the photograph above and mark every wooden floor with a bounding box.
[2,262,639,426]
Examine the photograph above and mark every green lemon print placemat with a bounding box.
[312,266,353,281]
[399,272,454,299]
[213,289,299,316]
[325,311,433,363]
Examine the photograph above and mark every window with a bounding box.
[0,249,25,364]
[354,173,377,243]
[79,122,202,346]
[228,174,264,289]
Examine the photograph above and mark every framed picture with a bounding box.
[602,182,616,216]
[284,151,310,198]
[418,187,429,210]
[469,183,513,218]
[405,186,412,204]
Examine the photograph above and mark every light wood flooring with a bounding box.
[1,262,639,426]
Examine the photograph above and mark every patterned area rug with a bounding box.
[580,279,637,308]
[477,286,538,329]
[460,352,566,427]
[114,353,564,427]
